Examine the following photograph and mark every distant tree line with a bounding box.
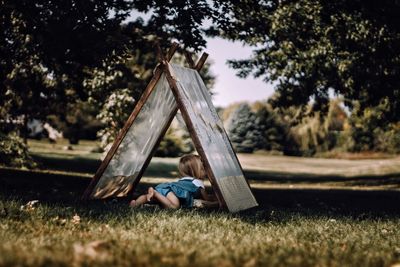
[152,96,400,157]
[224,99,400,156]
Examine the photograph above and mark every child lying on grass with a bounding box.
[129,154,218,209]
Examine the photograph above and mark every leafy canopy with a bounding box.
[211,0,400,122]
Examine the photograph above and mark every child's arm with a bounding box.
[198,188,219,208]
[200,188,217,201]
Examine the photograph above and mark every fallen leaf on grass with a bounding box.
[20,200,39,211]
[73,240,111,264]
[71,214,81,225]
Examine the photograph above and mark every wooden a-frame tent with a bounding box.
[82,42,258,212]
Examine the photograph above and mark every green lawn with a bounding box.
[0,139,399,266]
[1,196,400,267]
[28,138,400,190]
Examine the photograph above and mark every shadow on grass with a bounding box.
[1,167,400,221]
[31,153,178,178]
[31,153,101,173]
[244,169,400,185]
[32,152,400,189]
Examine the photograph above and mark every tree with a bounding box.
[1,0,216,164]
[226,103,258,153]
[211,0,400,122]
[346,100,400,153]
[0,0,134,161]
[283,99,348,156]
[47,100,102,144]
[0,131,35,168]
[251,101,287,151]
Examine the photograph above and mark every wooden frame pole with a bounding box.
[195,53,209,71]
[82,42,179,200]
[184,51,195,68]
[128,43,178,194]
[162,61,227,209]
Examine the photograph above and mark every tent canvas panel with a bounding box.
[90,74,177,198]
[166,64,258,212]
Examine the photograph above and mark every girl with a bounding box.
[129,154,217,209]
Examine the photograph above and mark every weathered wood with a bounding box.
[220,118,253,190]
[167,42,179,61]
[129,106,179,194]
[184,51,195,68]
[162,62,227,209]
[154,42,165,62]
[82,43,179,200]
[193,50,252,198]
[195,52,209,71]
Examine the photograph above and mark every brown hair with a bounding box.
[178,154,206,179]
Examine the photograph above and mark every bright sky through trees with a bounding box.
[205,37,274,107]
[125,11,274,107]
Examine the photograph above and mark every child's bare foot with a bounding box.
[129,199,138,207]
[147,187,155,202]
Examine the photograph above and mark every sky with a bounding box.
[125,11,275,107]
[204,37,274,107]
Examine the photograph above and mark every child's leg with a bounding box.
[146,187,154,201]
[130,187,158,208]
[129,194,149,207]
[165,192,180,209]
[149,187,180,209]
[129,191,154,208]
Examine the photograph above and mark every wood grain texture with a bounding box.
[162,62,227,209]
[195,53,209,71]
[184,51,195,68]
[82,43,179,200]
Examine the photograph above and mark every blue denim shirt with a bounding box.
[155,177,201,208]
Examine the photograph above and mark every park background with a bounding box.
[1,1,400,267]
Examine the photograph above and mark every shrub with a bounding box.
[0,132,35,168]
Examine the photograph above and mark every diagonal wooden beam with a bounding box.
[162,62,227,209]
[184,51,195,68]
[82,42,179,200]
[195,52,208,71]
[155,41,166,62]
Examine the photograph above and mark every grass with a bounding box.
[28,138,400,182]
[1,194,400,267]
[0,139,399,266]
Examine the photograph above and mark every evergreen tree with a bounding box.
[251,102,286,151]
[226,103,258,153]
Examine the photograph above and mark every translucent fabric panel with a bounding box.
[169,64,258,212]
[91,74,177,198]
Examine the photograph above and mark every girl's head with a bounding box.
[178,154,206,180]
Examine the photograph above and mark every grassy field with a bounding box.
[1,197,400,267]
[27,138,400,190]
[0,139,400,267]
